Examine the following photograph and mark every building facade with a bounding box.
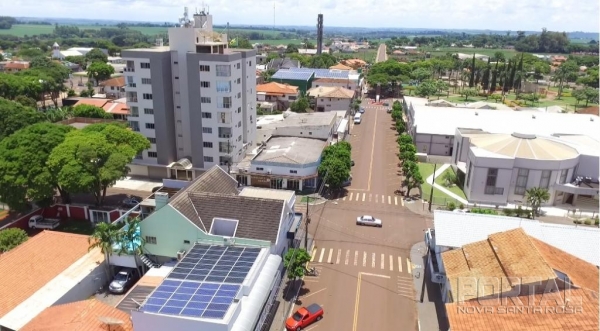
[122,9,257,180]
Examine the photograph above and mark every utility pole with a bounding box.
[305,196,311,250]
[428,164,437,212]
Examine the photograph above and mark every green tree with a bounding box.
[85,48,108,64]
[87,61,115,84]
[289,94,310,113]
[583,87,599,106]
[442,171,458,187]
[532,62,550,83]
[117,217,146,276]
[415,80,438,99]
[285,44,299,53]
[47,124,150,206]
[435,80,450,99]
[573,89,587,107]
[88,221,122,273]
[397,134,413,146]
[525,187,550,219]
[14,95,37,108]
[72,104,112,119]
[554,60,579,99]
[395,120,405,134]
[318,143,351,188]
[0,98,47,141]
[402,161,423,196]
[65,55,87,69]
[468,54,476,87]
[283,248,312,279]
[0,228,28,253]
[411,68,432,83]
[460,88,478,101]
[0,122,74,210]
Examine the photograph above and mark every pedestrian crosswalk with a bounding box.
[336,192,402,206]
[310,247,413,274]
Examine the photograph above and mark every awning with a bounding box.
[168,158,192,170]
[337,119,348,134]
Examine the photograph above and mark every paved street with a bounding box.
[376,44,388,62]
[289,101,433,331]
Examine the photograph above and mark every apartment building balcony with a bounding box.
[218,127,232,139]
[124,67,135,72]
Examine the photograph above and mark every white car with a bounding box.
[356,215,382,227]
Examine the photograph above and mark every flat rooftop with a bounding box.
[408,100,600,139]
[239,187,295,203]
[254,136,327,165]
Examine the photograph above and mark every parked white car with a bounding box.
[356,215,382,227]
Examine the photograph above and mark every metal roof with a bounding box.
[288,67,350,79]
[469,133,580,160]
[271,70,313,81]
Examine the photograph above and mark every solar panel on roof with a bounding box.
[141,281,241,319]
[166,245,260,284]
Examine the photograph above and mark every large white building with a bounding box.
[403,96,600,209]
[122,8,257,180]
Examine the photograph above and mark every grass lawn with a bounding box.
[417,163,462,205]
[434,168,467,200]
[442,92,598,111]
[56,220,95,235]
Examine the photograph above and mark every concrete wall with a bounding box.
[314,97,351,112]
[53,260,109,305]
[249,162,320,177]
[273,125,332,140]
[576,154,600,178]
[313,80,357,91]
[272,206,294,256]
[414,133,454,156]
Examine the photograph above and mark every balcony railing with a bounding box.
[124,67,135,72]
[128,83,137,88]
[127,97,138,102]
[218,133,232,138]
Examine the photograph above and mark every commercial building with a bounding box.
[307,86,355,112]
[121,8,257,180]
[425,215,600,331]
[51,43,107,60]
[0,231,108,331]
[404,96,600,208]
[271,67,362,94]
[234,112,340,190]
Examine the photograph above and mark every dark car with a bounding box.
[109,268,136,294]
[351,160,355,167]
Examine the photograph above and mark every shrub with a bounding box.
[573,219,582,224]
[447,201,456,211]
[470,208,498,215]
[459,203,465,210]
[561,92,572,97]
[514,206,525,217]
[0,228,28,253]
[583,219,593,225]
[503,208,515,216]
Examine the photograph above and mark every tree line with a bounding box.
[0,16,17,29]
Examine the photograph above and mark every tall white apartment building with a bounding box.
[122,8,257,180]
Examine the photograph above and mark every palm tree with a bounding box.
[88,221,122,276]
[525,187,550,219]
[118,217,146,277]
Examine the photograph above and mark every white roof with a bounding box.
[408,98,600,140]
[239,187,295,203]
[59,50,84,57]
[433,210,600,266]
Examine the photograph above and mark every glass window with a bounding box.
[201,112,212,119]
[466,162,472,188]
[540,170,551,189]
[218,97,232,109]
[216,65,231,77]
[216,81,231,93]
[202,127,212,134]
[203,156,214,162]
[559,169,568,184]
[514,168,529,195]
[144,108,154,115]
[130,106,139,117]
[484,168,498,195]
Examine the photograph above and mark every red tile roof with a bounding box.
[21,299,133,331]
[0,231,91,318]
[74,98,110,108]
[100,76,125,87]
[256,82,299,95]
[103,101,130,115]
[3,61,30,70]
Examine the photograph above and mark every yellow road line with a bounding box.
[352,273,362,331]
[406,258,412,274]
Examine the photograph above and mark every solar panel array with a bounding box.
[141,280,240,319]
[168,245,260,284]
[271,70,313,81]
[140,245,262,320]
[288,67,350,79]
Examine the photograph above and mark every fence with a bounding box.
[1,204,125,231]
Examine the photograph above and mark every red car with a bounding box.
[285,304,324,331]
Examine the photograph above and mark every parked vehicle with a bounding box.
[122,196,141,207]
[353,113,362,124]
[359,107,365,113]
[342,175,352,187]
[356,215,383,227]
[109,268,136,294]
[28,215,60,229]
[286,303,324,331]
[383,102,390,107]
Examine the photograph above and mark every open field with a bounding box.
[1,24,304,38]
[420,46,518,58]
[251,38,315,45]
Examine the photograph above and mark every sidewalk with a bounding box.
[410,242,449,331]
[268,234,315,331]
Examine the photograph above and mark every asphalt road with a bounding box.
[293,101,433,331]
[376,44,388,63]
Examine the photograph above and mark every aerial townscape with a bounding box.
[0,2,599,331]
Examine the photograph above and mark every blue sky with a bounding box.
[2,0,599,32]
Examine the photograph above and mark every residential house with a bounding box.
[137,166,296,262]
[256,82,299,111]
[329,63,353,71]
[438,227,599,331]
[0,231,109,331]
[103,98,131,120]
[0,60,30,73]
[21,299,133,331]
[307,86,355,112]
[100,76,126,99]
[267,58,300,71]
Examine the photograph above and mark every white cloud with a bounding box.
[0,0,598,31]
